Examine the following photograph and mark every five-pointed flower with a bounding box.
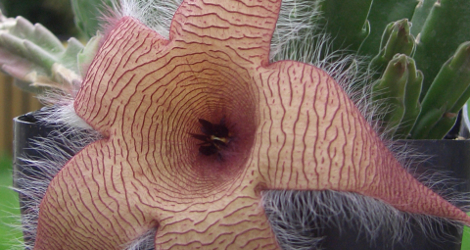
[34,0,470,249]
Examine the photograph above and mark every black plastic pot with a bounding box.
[13,112,40,247]
[12,110,470,250]
[13,110,76,248]
[13,112,48,247]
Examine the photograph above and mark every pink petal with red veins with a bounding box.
[34,0,470,249]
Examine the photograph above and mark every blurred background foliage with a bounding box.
[0,154,21,250]
[0,0,77,39]
[0,0,76,158]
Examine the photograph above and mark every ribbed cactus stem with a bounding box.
[411,41,470,139]
[372,54,422,139]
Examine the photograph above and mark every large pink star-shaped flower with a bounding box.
[34,0,470,249]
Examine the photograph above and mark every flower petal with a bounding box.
[170,0,281,66]
[35,141,159,249]
[253,60,470,224]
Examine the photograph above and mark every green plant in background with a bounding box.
[463,222,470,249]
[1,0,470,249]
[70,0,113,39]
[375,0,470,140]
[0,155,22,249]
[0,12,101,94]
[281,0,470,140]
[372,53,422,139]
[0,0,76,38]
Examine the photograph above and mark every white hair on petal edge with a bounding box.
[270,0,470,248]
[270,0,323,60]
[111,0,182,39]
[9,0,182,248]
[272,0,470,203]
[12,115,101,250]
[271,0,376,130]
[37,93,92,130]
[262,190,463,250]
[11,90,100,249]
[123,227,157,250]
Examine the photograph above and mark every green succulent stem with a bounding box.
[410,0,437,37]
[317,0,372,52]
[71,0,114,39]
[369,19,415,80]
[411,41,470,139]
[359,0,417,57]
[413,0,470,101]
[372,54,422,139]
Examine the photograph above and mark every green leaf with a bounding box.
[463,216,470,250]
[0,155,22,249]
